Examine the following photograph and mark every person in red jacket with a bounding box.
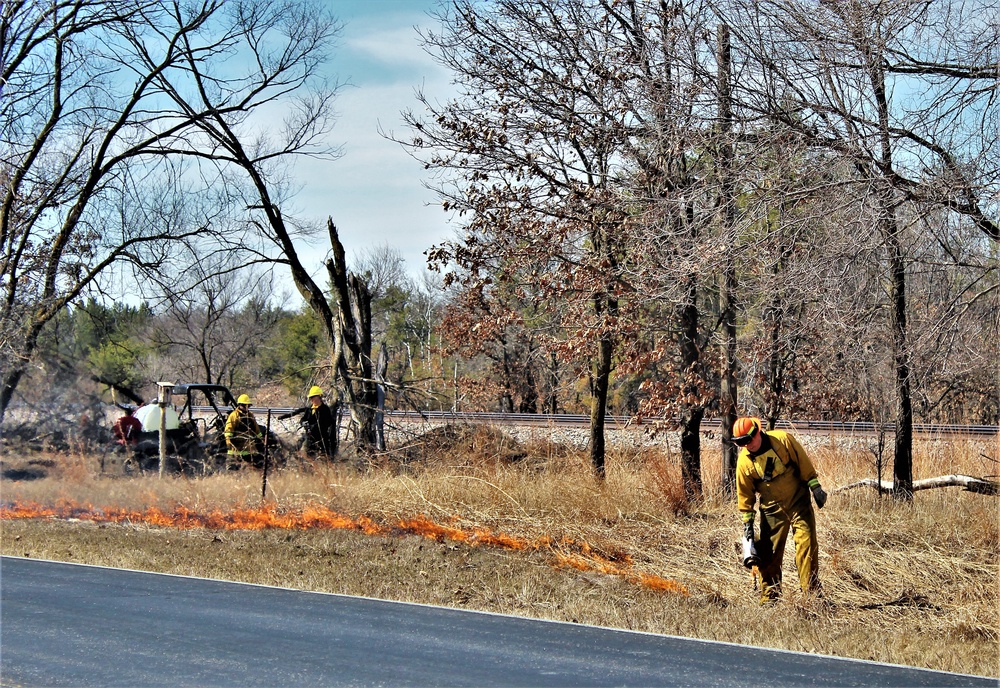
[113,406,143,447]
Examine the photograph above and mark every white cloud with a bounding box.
[256,0,459,298]
[346,26,440,71]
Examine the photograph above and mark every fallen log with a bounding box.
[833,474,998,496]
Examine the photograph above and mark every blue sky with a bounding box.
[288,0,455,284]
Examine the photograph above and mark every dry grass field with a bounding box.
[1,424,997,678]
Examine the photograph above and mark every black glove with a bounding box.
[811,485,828,509]
[743,520,755,541]
[277,413,291,420]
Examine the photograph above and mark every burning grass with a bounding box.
[1,426,997,678]
[0,499,688,596]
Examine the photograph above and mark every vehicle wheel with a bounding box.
[178,443,207,476]
[122,456,139,476]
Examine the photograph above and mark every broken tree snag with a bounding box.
[833,475,998,496]
[324,218,378,453]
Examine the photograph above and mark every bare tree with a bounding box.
[145,255,281,387]
[400,0,657,478]
[716,23,739,491]
[132,0,395,452]
[0,0,342,426]
[351,243,410,305]
[720,0,999,498]
[438,281,546,413]
[898,209,999,426]
[399,0,737,486]
[326,221,380,451]
[605,0,736,497]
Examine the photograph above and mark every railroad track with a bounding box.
[385,412,997,437]
[212,408,996,437]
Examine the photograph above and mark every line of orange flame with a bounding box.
[0,499,688,596]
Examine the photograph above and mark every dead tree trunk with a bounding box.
[375,343,387,452]
[834,475,997,496]
[326,219,379,453]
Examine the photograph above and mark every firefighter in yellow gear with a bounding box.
[225,394,263,463]
[277,385,339,459]
[733,417,829,603]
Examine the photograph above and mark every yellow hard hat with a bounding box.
[237,394,252,405]
[308,386,323,397]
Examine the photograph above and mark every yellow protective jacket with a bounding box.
[736,430,818,522]
[224,407,261,454]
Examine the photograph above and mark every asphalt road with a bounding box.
[1,557,994,687]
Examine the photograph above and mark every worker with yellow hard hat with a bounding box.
[224,393,263,463]
[278,385,339,459]
[733,416,828,603]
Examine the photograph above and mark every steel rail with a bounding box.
[191,407,997,437]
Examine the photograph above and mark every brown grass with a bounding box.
[1,425,997,678]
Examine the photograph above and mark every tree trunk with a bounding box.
[329,398,341,458]
[325,220,379,454]
[678,280,703,498]
[590,327,613,480]
[0,318,45,425]
[763,304,785,429]
[0,366,25,427]
[762,204,797,429]
[717,24,738,494]
[546,352,559,414]
[680,405,704,496]
[888,223,914,499]
[349,274,378,450]
[500,340,514,413]
[588,217,619,480]
[519,361,538,413]
[869,46,914,501]
[835,474,997,496]
[375,343,387,452]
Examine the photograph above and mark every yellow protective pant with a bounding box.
[756,490,820,602]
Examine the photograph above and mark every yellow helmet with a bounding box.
[308,386,323,398]
[236,394,252,405]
